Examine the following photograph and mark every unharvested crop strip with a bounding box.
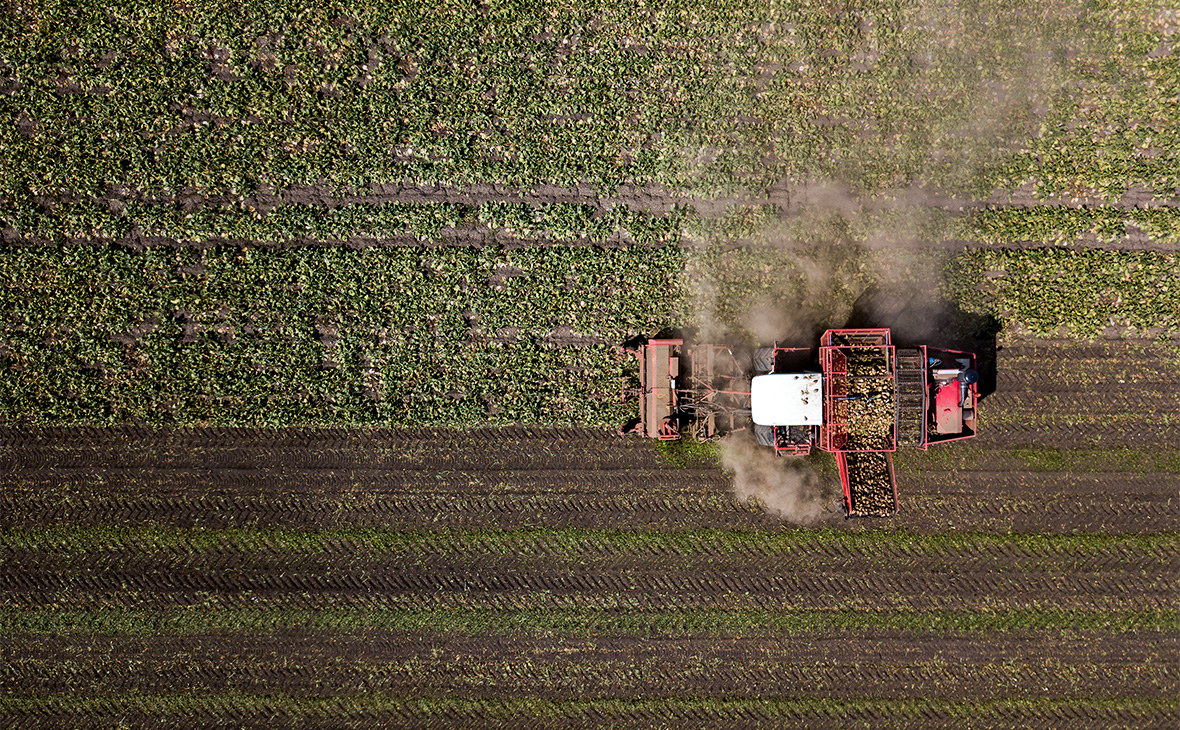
[1,0,1161,203]
[0,244,684,425]
[7,632,1174,702]
[1,200,689,247]
[946,249,1180,337]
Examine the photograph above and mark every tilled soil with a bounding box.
[1,338,1177,728]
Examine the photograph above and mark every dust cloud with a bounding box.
[686,1,1090,517]
[720,433,833,524]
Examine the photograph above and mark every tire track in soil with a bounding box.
[3,564,1171,614]
[977,338,1180,447]
[3,631,1175,701]
[2,703,1176,730]
[3,463,1175,533]
[10,180,1180,253]
[3,537,1175,612]
[899,473,1178,534]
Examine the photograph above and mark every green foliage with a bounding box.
[3,524,1172,557]
[2,200,689,246]
[653,438,722,468]
[963,207,1180,246]
[946,249,1180,337]
[0,244,685,425]
[0,0,1169,204]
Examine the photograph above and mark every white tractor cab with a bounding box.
[751,373,822,427]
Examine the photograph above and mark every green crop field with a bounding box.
[2,1,1178,728]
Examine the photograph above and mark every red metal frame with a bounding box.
[835,451,899,516]
[818,347,848,451]
[820,328,891,347]
[835,452,852,510]
[818,329,896,454]
[635,339,683,440]
[920,346,979,449]
[774,437,811,456]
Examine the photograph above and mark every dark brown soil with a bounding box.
[1,337,1177,729]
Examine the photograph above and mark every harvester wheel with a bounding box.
[754,424,775,447]
[752,347,775,374]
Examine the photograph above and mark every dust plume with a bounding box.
[720,433,833,524]
[683,1,1090,506]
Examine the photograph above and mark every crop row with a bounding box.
[946,249,1180,337]
[4,525,1170,558]
[8,637,1171,703]
[9,195,1180,260]
[2,606,1174,638]
[0,245,684,425]
[0,1,1170,202]
[961,206,1180,246]
[2,693,1174,724]
[3,199,689,246]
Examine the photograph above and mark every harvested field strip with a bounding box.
[1,572,1169,613]
[1,580,1169,614]
[0,492,774,533]
[2,428,1177,535]
[899,446,1180,475]
[1,693,1176,727]
[5,630,1173,670]
[3,430,1180,474]
[2,473,1174,535]
[2,526,1174,612]
[3,531,1173,614]
[6,631,1175,699]
[1,426,1175,728]
[993,340,1180,385]
[893,474,1178,536]
[0,425,641,471]
[3,525,1175,560]
[1,607,1176,638]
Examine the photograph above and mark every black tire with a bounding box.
[752,347,775,374]
[754,424,775,447]
[728,349,752,375]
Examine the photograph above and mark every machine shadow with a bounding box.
[843,288,1000,400]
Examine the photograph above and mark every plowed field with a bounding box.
[2,338,1177,729]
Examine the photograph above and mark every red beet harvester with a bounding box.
[628,328,979,517]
